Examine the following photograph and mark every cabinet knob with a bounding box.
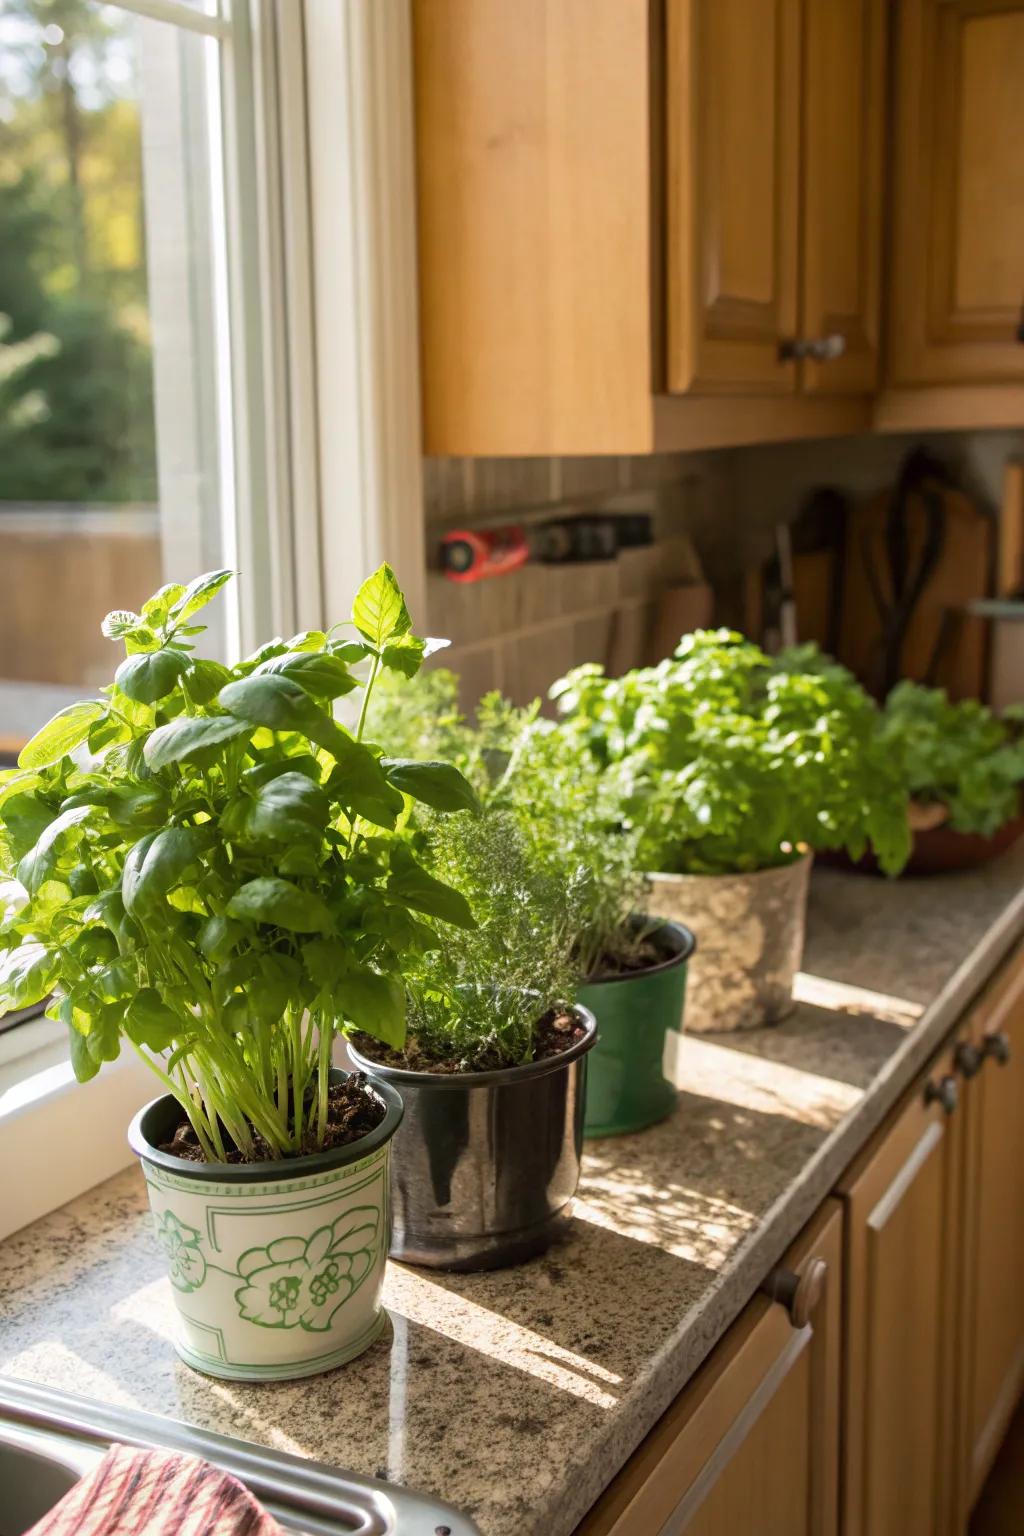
[983,1030,1011,1067]
[761,1257,828,1329]
[954,1041,984,1079]
[778,333,847,363]
[925,1074,959,1114]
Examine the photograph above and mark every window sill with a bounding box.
[0,1037,155,1242]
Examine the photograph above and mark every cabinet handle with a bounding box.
[760,1257,828,1329]
[983,1030,1011,1066]
[954,1041,984,1079]
[778,333,847,363]
[924,1074,959,1114]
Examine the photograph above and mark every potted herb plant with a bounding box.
[486,702,696,1137]
[874,682,1024,873]
[0,565,478,1380]
[552,632,910,1033]
[348,803,596,1270]
[368,674,697,1138]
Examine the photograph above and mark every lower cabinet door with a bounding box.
[578,1200,842,1536]
[837,1046,963,1536]
[960,948,1024,1509]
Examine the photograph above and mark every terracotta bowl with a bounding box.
[823,812,1024,878]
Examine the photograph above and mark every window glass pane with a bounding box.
[0,0,233,761]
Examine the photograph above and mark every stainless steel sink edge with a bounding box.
[0,1375,479,1536]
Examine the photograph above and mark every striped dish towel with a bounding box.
[26,1444,286,1535]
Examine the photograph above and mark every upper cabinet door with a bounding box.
[799,0,886,394]
[666,0,801,395]
[889,0,1024,385]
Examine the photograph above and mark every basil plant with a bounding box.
[0,566,478,1162]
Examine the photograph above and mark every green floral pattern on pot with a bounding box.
[234,1210,379,1331]
[136,1137,393,1382]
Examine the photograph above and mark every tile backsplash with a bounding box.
[422,430,1022,710]
[422,452,735,708]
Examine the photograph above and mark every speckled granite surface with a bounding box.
[2,851,1024,1536]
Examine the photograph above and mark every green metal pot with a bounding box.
[578,918,696,1138]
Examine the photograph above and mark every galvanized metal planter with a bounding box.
[645,854,812,1033]
[348,1004,597,1271]
[577,918,696,1138]
[128,1071,403,1382]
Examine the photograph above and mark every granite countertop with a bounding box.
[3,851,1024,1535]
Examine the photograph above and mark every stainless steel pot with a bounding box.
[348,1005,597,1271]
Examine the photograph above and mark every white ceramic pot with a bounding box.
[128,1075,403,1382]
[644,853,812,1033]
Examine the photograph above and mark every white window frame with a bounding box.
[0,0,425,1238]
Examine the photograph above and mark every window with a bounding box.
[0,0,311,1046]
[0,0,424,1235]
[0,1,238,751]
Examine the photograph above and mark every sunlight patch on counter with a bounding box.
[668,1033,863,1129]
[576,1177,755,1271]
[384,1270,621,1409]
[793,971,924,1026]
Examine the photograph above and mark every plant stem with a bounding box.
[316,1013,332,1146]
[355,651,381,742]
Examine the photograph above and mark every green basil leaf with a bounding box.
[242,755,322,790]
[0,941,59,1010]
[222,771,329,845]
[286,630,327,653]
[386,846,476,929]
[185,659,233,705]
[338,965,405,1048]
[144,714,251,770]
[0,770,42,810]
[324,741,405,829]
[227,876,334,933]
[122,826,203,915]
[170,568,234,622]
[219,674,353,757]
[302,937,346,990]
[197,914,242,963]
[68,1021,101,1083]
[328,639,370,665]
[18,700,105,770]
[253,650,358,699]
[124,988,180,1052]
[115,649,189,704]
[142,583,186,623]
[105,787,171,831]
[383,758,480,814]
[352,563,411,648]
[379,633,426,679]
[101,610,142,640]
[0,793,54,860]
[18,805,94,894]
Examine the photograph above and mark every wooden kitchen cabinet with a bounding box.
[957,946,1024,1513]
[413,0,878,455]
[578,1201,842,1535]
[665,0,801,396]
[799,0,887,395]
[666,0,886,400]
[837,1042,964,1536]
[888,0,1024,388]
